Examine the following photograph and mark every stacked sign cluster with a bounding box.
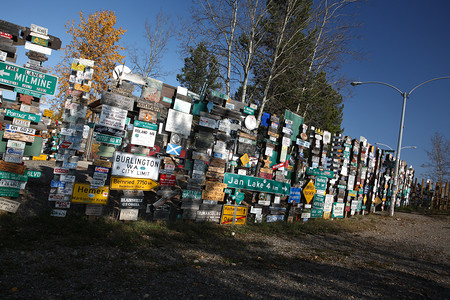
[48,58,94,217]
[0,22,61,214]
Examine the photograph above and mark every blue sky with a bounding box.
[1,0,449,179]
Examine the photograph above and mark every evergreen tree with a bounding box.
[176,42,221,94]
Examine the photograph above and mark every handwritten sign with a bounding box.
[202,182,227,201]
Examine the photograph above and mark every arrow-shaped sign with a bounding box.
[0,69,10,76]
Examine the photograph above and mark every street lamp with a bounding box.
[351,76,450,216]
[375,143,417,152]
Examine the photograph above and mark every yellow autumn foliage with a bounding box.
[50,10,126,119]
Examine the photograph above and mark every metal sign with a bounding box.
[303,180,316,204]
[110,176,158,191]
[288,187,302,203]
[71,183,109,205]
[112,151,161,180]
[306,167,334,178]
[0,197,21,213]
[165,109,193,137]
[0,61,57,95]
[98,105,127,130]
[5,109,41,123]
[95,133,122,146]
[100,91,135,111]
[223,173,290,195]
[220,205,247,225]
[133,120,158,131]
[6,124,36,135]
[130,127,156,147]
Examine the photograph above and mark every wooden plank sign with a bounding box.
[3,131,35,143]
[0,160,26,175]
[202,181,227,201]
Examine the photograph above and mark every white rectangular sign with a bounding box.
[119,208,139,220]
[130,127,156,147]
[165,109,193,137]
[7,140,26,149]
[6,124,36,135]
[0,197,21,213]
[98,104,127,130]
[12,118,31,128]
[25,41,52,55]
[111,151,160,180]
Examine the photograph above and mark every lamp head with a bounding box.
[350,81,362,86]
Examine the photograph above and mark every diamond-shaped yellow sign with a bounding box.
[240,153,250,166]
[303,180,316,204]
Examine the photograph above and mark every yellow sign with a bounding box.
[240,153,250,166]
[374,196,382,205]
[221,205,247,225]
[43,109,53,118]
[363,195,368,205]
[32,154,47,161]
[71,183,109,205]
[303,180,316,204]
[110,176,158,191]
[202,182,227,201]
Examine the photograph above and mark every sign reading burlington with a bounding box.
[112,151,160,180]
[0,61,58,95]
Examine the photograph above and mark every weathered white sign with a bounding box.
[165,109,193,137]
[119,208,139,220]
[0,197,21,213]
[130,127,156,147]
[112,151,160,180]
[6,124,36,135]
[99,104,127,130]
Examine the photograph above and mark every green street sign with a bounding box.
[306,167,334,178]
[31,36,48,47]
[25,170,42,178]
[223,173,290,195]
[0,187,20,197]
[134,120,158,131]
[5,109,41,123]
[243,106,255,115]
[224,188,233,194]
[95,133,122,146]
[15,87,42,98]
[315,177,328,190]
[0,61,58,96]
[310,208,324,218]
[210,90,228,100]
[182,189,202,200]
[0,171,28,181]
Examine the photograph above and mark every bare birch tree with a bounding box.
[127,10,173,79]
[422,132,450,183]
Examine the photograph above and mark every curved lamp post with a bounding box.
[351,76,450,216]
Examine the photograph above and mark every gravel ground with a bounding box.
[0,160,448,299]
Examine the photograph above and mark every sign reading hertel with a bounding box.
[223,173,290,195]
[0,61,58,95]
[112,151,160,180]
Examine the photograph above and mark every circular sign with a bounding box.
[300,132,307,140]
[245,115,257,130]
[171,133,181,144]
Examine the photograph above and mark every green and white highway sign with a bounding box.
[223,173,290,195]
[0,61,58,96]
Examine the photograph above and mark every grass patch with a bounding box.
[0,213,391,251]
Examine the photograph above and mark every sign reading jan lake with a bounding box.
[98,105,127,130]
[223,173,290,195]
[112,151,160,180]
[0,61,58,95]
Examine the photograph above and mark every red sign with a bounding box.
[272,162,285,170]
[54,168,69,175]
[0,31,13,39]
[159,174,176,186]
[60,141,72,148]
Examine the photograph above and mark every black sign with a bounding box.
[93,124,126,137]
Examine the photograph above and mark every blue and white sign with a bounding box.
[166,143,181,156]
[288,187,302,203]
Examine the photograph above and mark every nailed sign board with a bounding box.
[93,124,126,137]
[134,120,158,131]
[165,109,193,137]
[95,133,122,146]
[220,205,247,225]
[0,61,58,95]
[288,187,302,203]
[100,91,135,111]
[0,197,21,213]
[130,127,156,147]
[71,183,109,205]
[110,176,158,191]
[98,105,127,130]
[5,109,41,123]
[303,180,316,204]
[223,173,290,195]
[202,182,227,201]
[3,131,34,143]
[119,209,139,221]
[112,151,161,180]
[0,160,26,175]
